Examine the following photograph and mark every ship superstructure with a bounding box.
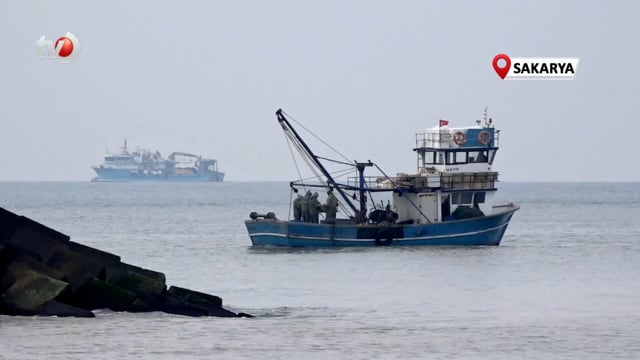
[92,140,224,182]
[390,110,500,224]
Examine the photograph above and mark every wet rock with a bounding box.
[38,300,95,318]
[6,227,63,262]
[108,263,166,284]
[166,286,237,317]
[106,263,167,304]
[0,207,251,318]
[65,276,137,311]
[154,290,210,317]
[0,269,69,315]
[168,286,223,308]
[46,242,120,286]
[0,254,65,297]
[7,253,65,281]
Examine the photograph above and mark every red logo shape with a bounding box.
[55,36,74,57]
[492,54,511,79]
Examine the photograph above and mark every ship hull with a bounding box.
[245,204,518,247]
[91,168,224,182]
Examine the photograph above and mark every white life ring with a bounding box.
[478,131,492,145]
[453,132,466,145]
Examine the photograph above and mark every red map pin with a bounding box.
[492,54,511,79]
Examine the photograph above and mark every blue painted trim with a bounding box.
[245,205,518,247]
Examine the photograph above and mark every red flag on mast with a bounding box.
[439,119,449,127]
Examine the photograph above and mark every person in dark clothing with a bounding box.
[309,192,321,223]
[293,194,303,221]
[323,190,338,223]
[301,191,312,222]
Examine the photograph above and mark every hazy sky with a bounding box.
[1,1,638,181]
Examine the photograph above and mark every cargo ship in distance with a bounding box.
[92,140,224,182]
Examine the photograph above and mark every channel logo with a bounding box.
[492,54,579,80]
[36,32,81,63]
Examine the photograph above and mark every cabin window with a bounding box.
[467,151,489,163]
[447,151,468,165]
[106,156,129,161]
[451,192,473,205]
[478,151,488,163]
[488,150,496,164]
[474,192,486,204]
[455,152,467,163]
[422,151,448,165]
[468,151,476,162]
[423,151,436,165]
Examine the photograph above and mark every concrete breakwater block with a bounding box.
[39,300,95,318]
[165,286,237,317]
[0,208,70,245]
[65,276,138,311]
[0,268,69,314]
[108,262,166,284]
[0,207,250,318]
[0,254,65,294]
[168,286,223,309]
[106,263,167,304]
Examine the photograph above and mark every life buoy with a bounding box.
[478,131,492,145]
[453,131,466,145]
[374,228,393,246]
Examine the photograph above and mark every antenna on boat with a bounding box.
[121,138,129,154]
[483,107,488,126]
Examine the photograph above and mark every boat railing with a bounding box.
[394,172,498,191]
[347,176,390,189]
[415,128,500,148]
[415,132,450,148]
[440,172,498,190]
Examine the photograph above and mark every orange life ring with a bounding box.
[478,131,492,145]
[453,131,466,145]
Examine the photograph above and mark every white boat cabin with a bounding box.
[390,118,501,224]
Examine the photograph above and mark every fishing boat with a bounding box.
[245,109,519,247]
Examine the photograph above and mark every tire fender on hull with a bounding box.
[374,228,393,246]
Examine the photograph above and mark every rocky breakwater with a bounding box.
[0,207,251,318]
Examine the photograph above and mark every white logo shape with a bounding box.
[36,32,81,63]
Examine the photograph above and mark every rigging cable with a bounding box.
[285,129,326,189]
[284,130,304,185]
[282,110,351,163]
[281,112,358,218]
[291,167,355,184]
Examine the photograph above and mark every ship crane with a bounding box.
[168,152,202,161]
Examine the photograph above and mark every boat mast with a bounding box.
[356,161,373,223]
[275,109,359,217]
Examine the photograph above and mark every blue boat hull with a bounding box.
[245,205,519,247]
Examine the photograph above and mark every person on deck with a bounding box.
[301,191,312,222]
[309,192,321,223]
[324,190,339,223]
[293,194,303,221]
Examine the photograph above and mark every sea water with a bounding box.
[0,182,639,359]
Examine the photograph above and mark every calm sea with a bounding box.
[0,182,639,359]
